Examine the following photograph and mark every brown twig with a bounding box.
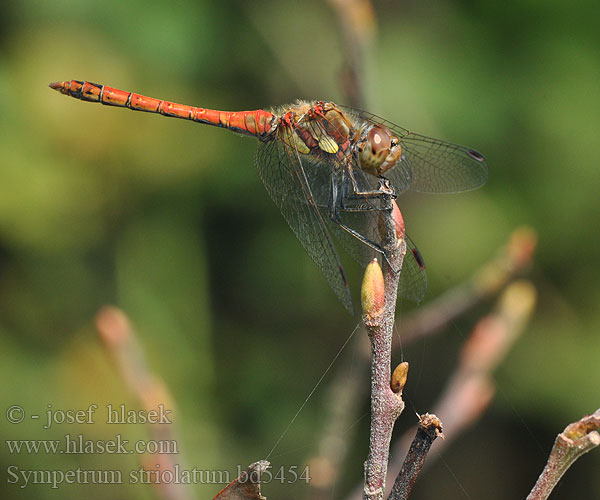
[361,193,407,500]
[395,226,537,348]
[526,409,600,500]
[95,306,191,500]
[388,414,443,500]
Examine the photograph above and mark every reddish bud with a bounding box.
[391,200,405,240]
[378,200,405,244]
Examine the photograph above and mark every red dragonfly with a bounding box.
[49,80,488,313]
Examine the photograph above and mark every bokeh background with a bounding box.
[1,0,599,499]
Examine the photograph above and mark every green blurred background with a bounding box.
[1,0,599,498]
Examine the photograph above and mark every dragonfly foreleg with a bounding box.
[329,172,401,274]
[329,172,387,258]
[338,169,381,212]
[346,166,397,199]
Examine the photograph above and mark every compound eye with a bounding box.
[368,126,392,155]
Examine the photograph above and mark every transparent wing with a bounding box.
[396,131,487,193]
[342,107,488,193]
[399,235,427,302]
[255,137,354,313]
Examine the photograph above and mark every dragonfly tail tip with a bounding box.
[48,81,67,93]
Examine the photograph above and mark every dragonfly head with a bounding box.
[358,125,402,176]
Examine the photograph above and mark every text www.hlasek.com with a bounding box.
[6,434,178,455]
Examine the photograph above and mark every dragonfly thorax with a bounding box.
[274,102,404,180]
[275,101,354,158]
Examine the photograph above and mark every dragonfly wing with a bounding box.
[320,201,379,267]
[395,131,488,193]
[383,155,413,195]
[255,138,354,313]
[341,107,488,194]
[398,235,427,302]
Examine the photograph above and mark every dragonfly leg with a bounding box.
[333,215,399,273]
[329,172,401,274]
[329,173,394,262]
[346,167,397,199]
[339,169,383,212]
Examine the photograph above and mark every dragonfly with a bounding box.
[49,80,488,314]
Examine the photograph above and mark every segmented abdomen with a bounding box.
[49,80,273,137]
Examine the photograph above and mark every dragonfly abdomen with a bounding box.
[195,108,274,136]
[49,80,273,137]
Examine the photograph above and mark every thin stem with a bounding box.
[388,414,443,500]
[526,409,600,500]
[362,186,406,500]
